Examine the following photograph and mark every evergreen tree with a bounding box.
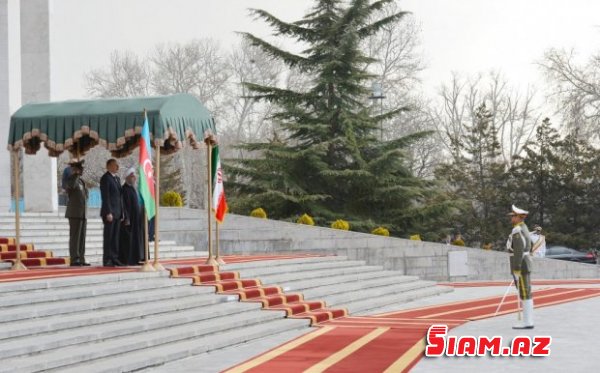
[549,131,600,248]
[227,0,458,237]
[510,121,600,249]
[159,153,186,205]
[437,103,509,248]
[509,118,561,227]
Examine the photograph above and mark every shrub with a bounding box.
[451,233,465,246]
[297,213,315,225]
[331,219,350,230]
[160,190,183,207]
[250,208,267,219]
[452,238,465,246]
[372,227,390,236]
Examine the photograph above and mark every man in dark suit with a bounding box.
[100,158,124,266]
[65,160,89,266]
[119,167,144,265]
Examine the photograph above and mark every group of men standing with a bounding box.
[63,158,146,267]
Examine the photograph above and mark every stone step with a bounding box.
[0,225,103,232]
[0,277,193,308]
[53,252,207,265]
[0,281,212,323]
[0,228,103,236]
[54,318,308,373]
[221,255,349,272]
[287,272,420,299]
[225,259,367,278]
[0,291,232,341]
[0,309,299,373]
[243,264,385,289]
[0,300,270,360]
[48,244,192,254]
[9,236,105,244]
[305,280,444,312]
[261,267,404,290]
[143,328,312,373]
[0,271,170,293]
[350,285,454,315]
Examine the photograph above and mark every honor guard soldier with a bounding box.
[506,205,534,329]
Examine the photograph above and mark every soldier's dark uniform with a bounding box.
[65,162,88,266]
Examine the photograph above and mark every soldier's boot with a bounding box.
[513,299,534,329]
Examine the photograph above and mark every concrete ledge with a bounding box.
[135,208,600,281]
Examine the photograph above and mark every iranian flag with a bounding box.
[138,114,156,219]
[212,145,227,223]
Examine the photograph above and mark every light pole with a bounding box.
[369,81,385,141]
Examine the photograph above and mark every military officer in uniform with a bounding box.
[530,225,547,258]
[506,204,534,329]
[64,160,89,266]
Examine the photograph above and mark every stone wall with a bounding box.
[158,208,600,281]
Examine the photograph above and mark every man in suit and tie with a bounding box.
[100,158,125,266]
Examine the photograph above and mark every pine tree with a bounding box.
[549,130,600,248]
[227,0,458,236]
[437,102,508,248]
[509,118,561,227]
[510,121,600,249]
[159,153,186,205]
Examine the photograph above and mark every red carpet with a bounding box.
[0,240,69,267]
[440,279,600,287]
[225,287,600,372]
[168,258,347,325]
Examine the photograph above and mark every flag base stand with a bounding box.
[140,262,156,272]
[216,256,225,265]
[153,261,165,271]
[11,261,27,271]
[205,256,219,266]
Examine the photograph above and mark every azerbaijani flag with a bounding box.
[212,145,227,223]
[138,113,156,219]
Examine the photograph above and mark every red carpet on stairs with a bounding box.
[168,263,348,325]
[0,239,69,267]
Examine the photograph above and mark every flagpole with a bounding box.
[205,142,217,266]
[11,150,26,271]
[139,109,155,273]
[140,209,155,272]
[215,219,225,265]
[152,143,164,271]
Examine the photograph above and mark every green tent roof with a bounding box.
[7,93,217,157]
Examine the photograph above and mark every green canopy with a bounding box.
[7,93,217,157]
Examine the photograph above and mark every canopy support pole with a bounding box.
[11,151,27,270]
[205,143,217,266]
[153,144,164,271]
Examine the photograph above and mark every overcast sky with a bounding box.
[49,0,600,100]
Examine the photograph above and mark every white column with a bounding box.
[21,0,57,212]
[0,0,21,212]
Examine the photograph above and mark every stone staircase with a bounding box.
[0,212,204,264]
[0,256,451,372]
